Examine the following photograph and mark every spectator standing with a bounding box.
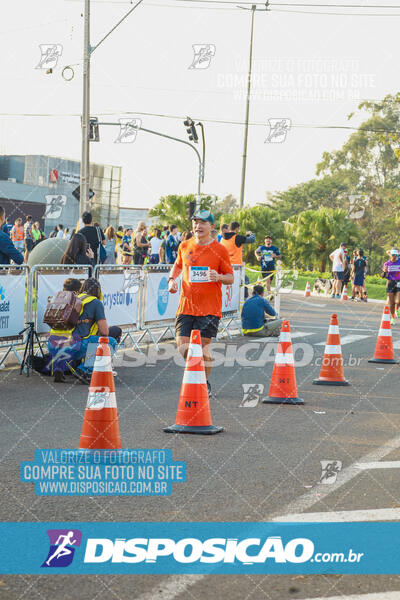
[133,221,150,265]
[23,215,34,262]
[49,226,58,238]
[149,228,162,264]
[2,217,12,236]
[350,248,367,302]
[64,228,71,240]
[121,228,133,265]
[217,224,228,243]
[79,211,105,264]
[0,206,23,265]
[165,224,180,264]
[60,232,94,266]
[32,222,45,246]
[255,235,281,293]
[329,243,346,299]
[104,226,117,264]
[56,224,64,239]
[221,221,256,266]
[10,218,24,253]
[115,226,124,263]
[159,231,167,264]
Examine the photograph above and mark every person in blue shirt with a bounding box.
[241,284,282,337]
[0,206,24,265]
[1,217,12,237]
[166,224,180,264]
[217,223,228,243]
[255,235,281,292]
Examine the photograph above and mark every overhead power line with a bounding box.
[0,111,399,134]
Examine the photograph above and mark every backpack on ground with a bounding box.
[43,291,82,330]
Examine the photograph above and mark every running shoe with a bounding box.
[391,317,396,326]
[331,294,335,298]
[396,309,400,319]
[336,294,341,299]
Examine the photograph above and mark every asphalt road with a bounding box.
[1,293,400,599]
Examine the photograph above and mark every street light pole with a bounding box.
[98,121,204,209]
[79,0,145,218]
[239,2,269,209]
[80,0,90,216]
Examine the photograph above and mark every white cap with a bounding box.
[390,248,399,255]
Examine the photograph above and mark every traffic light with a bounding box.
[186,200,196,219]
[183,117,198,143]
[89,117,100,142]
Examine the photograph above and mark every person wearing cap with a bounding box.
[329,243,347,299]
[383,248,400,324]
[168,209,234,395]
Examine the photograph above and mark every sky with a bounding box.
[0,0,399,209]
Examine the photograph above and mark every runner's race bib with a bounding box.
[189,266,210,282]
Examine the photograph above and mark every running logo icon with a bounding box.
[188,44,216,69]
[36,44,63,70]
[240,384,264,407]
[41,529,82,568]
[265,118,291,143]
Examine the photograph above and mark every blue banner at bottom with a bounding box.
[0,522,398,574]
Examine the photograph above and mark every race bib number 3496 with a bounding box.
[189,266,210,283]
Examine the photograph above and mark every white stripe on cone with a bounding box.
[93,355,113,372]
[328,325,340,335]
[279,332,291,342]
[378,329,392,337]
[324,345,342,355]
[182,370,207,384]
[86,391,117,410]
[187,344,203,358]
[275,352,294,365]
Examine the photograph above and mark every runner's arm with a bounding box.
[209,271,234,284]
[168,263,182,292]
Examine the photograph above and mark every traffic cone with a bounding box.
[164,330,223,434]
[304,281,311,297]
[79,337,122,449]
[341,284,348,301]
[263,320,304,405]
[368,306,399,364]
[313,314,349,386]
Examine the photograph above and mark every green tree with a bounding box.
[285,207,360,272]
[267,173,352,220]
[219,205,285,264]
[149,194,214,231]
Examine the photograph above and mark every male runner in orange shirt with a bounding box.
[168,209,234,394]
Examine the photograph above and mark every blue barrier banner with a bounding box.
[20,449,186,496]
[0,522,399,574]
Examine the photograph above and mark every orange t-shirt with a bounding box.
[176,238,233,318]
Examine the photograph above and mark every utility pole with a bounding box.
[239,2,269,208]
[80,0,90,216]
[79,0,144,217]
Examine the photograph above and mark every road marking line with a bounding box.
[296,301,327,308]
[355,461,400,470]
[315,334,370,346]
[392,340,400,349]
[298,325,377,332]
[299,592,400,600]
[273,507,400,522]
[138,429,400,600]
[271,431,400,518]
[291,331,315,339]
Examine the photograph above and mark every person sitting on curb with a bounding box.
[48,277,122,384]
[241,284,283,337]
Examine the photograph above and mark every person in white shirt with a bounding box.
[56,224,64,239]
[149,228,162,264]
[329,243,347,298]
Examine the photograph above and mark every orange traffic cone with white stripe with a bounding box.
[263,320,304,405]
[368,305,399,364]
[304,281,311,297]
[164,330,223,434]
[313,314,349,386]
[79,337,122,449]
[341,284,348,301]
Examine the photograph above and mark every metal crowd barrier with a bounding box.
[0,262,246,368]
[0,264,29,368]
[94,264,143,352]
